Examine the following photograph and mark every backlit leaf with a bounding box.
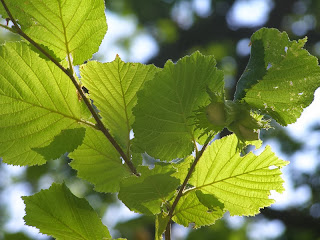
[22,183,111,240]
[235,28,320,125]
[80,56,159,151]
[133,51,224,161]
[0,42,88,166]
[189,134,288,216]
[1,0,107,65]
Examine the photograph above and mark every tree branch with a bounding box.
[164,135,212,239]
[0,0,139,176]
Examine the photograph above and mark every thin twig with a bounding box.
[164,135,212,239]
[0,0,139,176]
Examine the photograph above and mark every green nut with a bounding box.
[206,102,226,127]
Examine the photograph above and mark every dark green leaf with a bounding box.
[133,51,224,161]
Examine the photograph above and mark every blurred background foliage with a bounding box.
[1,0,320,239]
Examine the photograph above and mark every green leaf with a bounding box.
[2,0,107,65]
[33,128,86,160]
[172,191,224,228]
[189,134,289,216]
[69,127,131,193]
[22,183,111,240]
[133,51,224,161]
[118,164,180,215]
[234,28,291,100]
[0,42,87,166]
[235,28,320,126]
[80,56,159,150]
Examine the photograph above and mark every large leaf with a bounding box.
[22,183,111,240]
[235,28,320,126]
[0,42,88,166]
[80,56,159,150]
[133,51,224,161]
[1,0,107,65]
[189,134,288,217]
[118,164,180,215]
[69,127,131,193]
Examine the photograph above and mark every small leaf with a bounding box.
[133,51,224,161]
[80,56,159,150]
[22,183,111,240]
[69,127,131,193]
[32,128,86,161]
[119,164,180,215]
[190,134,289,216]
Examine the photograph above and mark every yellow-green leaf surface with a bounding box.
[2,0,107,65]
[235,28,320,126]
[0,42,87,166]
[189,134,288,217]
[80,56,159,150]
[133,51,224,161]
[23,183,111,240]
[70,127,131,193]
